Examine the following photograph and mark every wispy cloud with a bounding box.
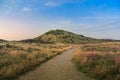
[22,7,31,13]
[0,0,120,40]
[44,2,58,7]
[43,0,86,7]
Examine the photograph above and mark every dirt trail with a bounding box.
[18,48,92,80]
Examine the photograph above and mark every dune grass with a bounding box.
[0,42,71,80]
[73,42,120,80]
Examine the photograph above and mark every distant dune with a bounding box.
[0,39,7,42]
[21,29,118,44]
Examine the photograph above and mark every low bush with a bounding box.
[0,43,71,80]
[74,43,120,80]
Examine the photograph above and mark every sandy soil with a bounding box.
[18,48,92,80]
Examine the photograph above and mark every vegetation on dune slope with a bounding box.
[21,29,119,44]
[0,39,7,42]
[1,29,120,80]
[0,42,71,80]
[33,30,108,44]
[73,42,120,80]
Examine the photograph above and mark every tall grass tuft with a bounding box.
[0,42,71,80]
[74,43,120,80]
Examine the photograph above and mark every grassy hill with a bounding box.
[0,39,7,42]
[22,29,114,44]
[34,30,95,44]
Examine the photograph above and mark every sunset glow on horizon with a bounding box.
[0,0,120,40]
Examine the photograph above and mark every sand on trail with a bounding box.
[18,48,92,80]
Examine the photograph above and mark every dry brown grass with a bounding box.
[73,42,120,80]
[0,42,71,80]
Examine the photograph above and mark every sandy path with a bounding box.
[18,48,92,80]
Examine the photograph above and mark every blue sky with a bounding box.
[0,0,120,40]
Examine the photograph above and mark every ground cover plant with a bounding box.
[0,42,71,80]
[73,42,120,80]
